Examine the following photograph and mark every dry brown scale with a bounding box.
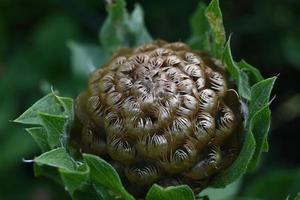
[71,40,244,195]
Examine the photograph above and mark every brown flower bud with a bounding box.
[72,41,244,195]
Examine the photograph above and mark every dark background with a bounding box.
[0,0,299,199]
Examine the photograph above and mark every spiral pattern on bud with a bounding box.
[73,41,244,193]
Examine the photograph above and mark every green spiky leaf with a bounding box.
[13,92,65,125]
[222,39,251,100]
[37,113,68,148]
[26,127,50,152]
[34,148,76,171]
[83,154,134,200]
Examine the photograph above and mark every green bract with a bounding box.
[14,0,276,199]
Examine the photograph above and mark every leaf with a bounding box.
[239,70,251,100]
[222,40,239,80]
[59,163,90,195]
[26,127,50,152]
[247,105,271,170]
[262,137,269,152]
[237,60,264,84]
[146,184,195,200]
[93,184,120,200]
[100,0,130,52]
[187,2,211,52]
[13,91,73,158]
[38,112,68,148]
[128,4,152,46]
[13,92,64,125]
[247,77,276,169]
[222,39,251,100]
[205,0,226,57]
[100,0,152,53]
[68,41,109,81]
[83,154,134,200]
[34,148,76,171]
[249,77,277,119]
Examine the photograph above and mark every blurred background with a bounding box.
[0,0,299,199]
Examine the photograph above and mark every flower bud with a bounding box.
[73,41,244,194]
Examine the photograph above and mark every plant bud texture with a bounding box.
[72,41,244,193]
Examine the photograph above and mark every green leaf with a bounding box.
[222,39,251,100]
[68,41,109,81]
[83,154,134,200]
[26,127,50,152]
[128,4,152,46]
[38,112,68,148]
[59,163,90,195]
[13,92,65,125]
[146,184,195,200]
[247,77,276,169]
[100,0,130,52]
[237,60,264,84]
[222,40,239,80]
[205,0,226,57]
[94,184,121,200]
[262,137,269,152]
[249,77,277,119]
[187,2,211,52]
[247,105,271,170]
[100,0,152,53]
[34,148,76,171]
[239,70,251,100]
[14,92,73,150]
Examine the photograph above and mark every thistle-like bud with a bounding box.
[72,41,244,195]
